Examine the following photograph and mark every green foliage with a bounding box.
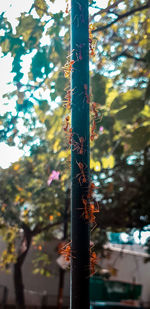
[15,14,44,47]
[125,125,150,152]
[0,0,150,269]
[115,98,144,122]
[111,90,143,110]
[0,226,18,271]
[32,251,51,277]
[31,48,51,80]
[91,73,106,105]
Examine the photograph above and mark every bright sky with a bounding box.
[0,0,109,169]
[0,143,23,169]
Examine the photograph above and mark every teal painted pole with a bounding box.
[71,0,90,308]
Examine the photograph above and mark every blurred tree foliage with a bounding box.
[0,108,69,306]
[0,0,150,154]
[0,0,150,301]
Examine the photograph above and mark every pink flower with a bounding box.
[99,126,104,133]
[47,170,60,186]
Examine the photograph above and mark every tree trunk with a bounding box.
[14,261,25,309]
[13,224,32,309]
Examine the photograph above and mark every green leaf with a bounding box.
[16,15,37,38]
[31,49,50,80]
[115,99,144,123]
[91,73,106,105]
[125,125,150,152]
[38,100,49,112]
[54,39,63,55]
[145,80,150,99]
[111,90,142,110]
[50,92,57,101]
[16,100,33,113]
[101,115,114,131]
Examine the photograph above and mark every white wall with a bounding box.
[0,237,70,306]
[0,239,150,307]
[100,244,150,305]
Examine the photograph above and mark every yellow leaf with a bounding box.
[23,209,28,216]
[141,13,146,23]
[101,12,106,18]
[16,186,23,191]
[23,29,32,41]
[102,155,115,169]
[126,38,132,44]
[111,24,117,31]
[139,39,147,46]
[133,15,139,32]
[143,121,150,126]
[15,196,24,203]
[1,39,10,53]
[106,80,118,108]
[10,244,15,253]
[61,173,68,182]
[53,140,60,152]
[94,161,101,172]
[13,164,20,171]
[15,195,20,203]
[35,0,48,17]
[47,130,54,140]
[147,18,150,33]
[27,192,32,198]
[141,105,150,117]
[58,150,68,160]
[56,212,61,217]
[90,158,95,169]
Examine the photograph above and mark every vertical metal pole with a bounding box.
[71,0,90,308]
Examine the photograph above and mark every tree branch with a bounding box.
[93,1,150,33]
[17,223,32,266]
[112,50,146,62]
[89,0,124,22]
[32,220,62,236]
